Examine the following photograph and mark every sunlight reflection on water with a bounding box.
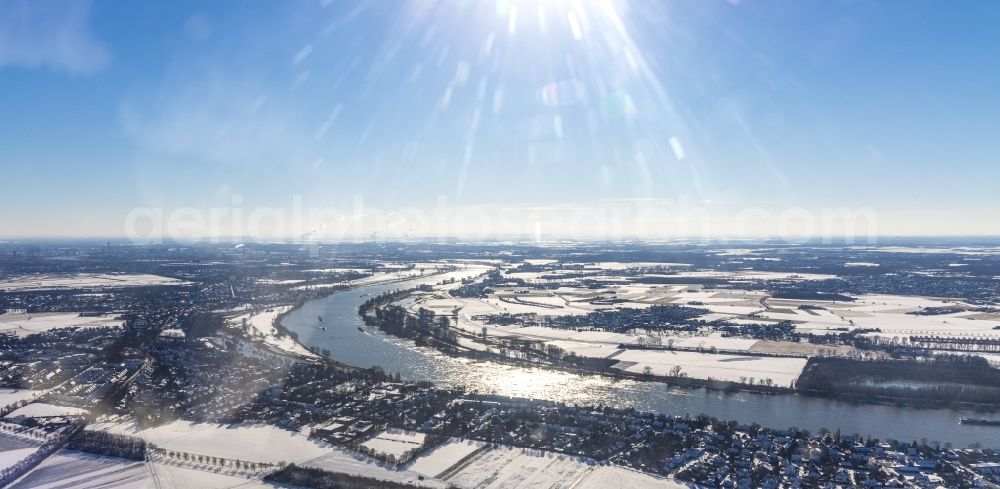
[281,277,1000,447]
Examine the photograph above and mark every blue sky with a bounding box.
[1,0,999,237]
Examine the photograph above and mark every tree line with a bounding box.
[265,464,436,489]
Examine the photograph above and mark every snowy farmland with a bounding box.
[759,294,1000,338]
[453,283,767,321]
[301,447,446,487]
[149,461,281,489]
[8,450,149,489]
[408,438,487,478]
[0,312,122,338]
[442,445,594,489]
[91,420,443,487]
[8,449,283,489]
[0,447,37,474]
[612,349,807,386]
[360,428,426,458]
[5,402,89,419]
[119,420,329,465]
[573,465,693,489]
[0,389,39,408]
[0,273,187,292]
[435,445,695,489]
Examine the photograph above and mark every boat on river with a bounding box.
[960,418,1000,426]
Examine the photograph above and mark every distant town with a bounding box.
[2,239,1000,488]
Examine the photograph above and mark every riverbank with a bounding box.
[278,276,1000,448]
[270,268,465,370]
[360,290,1000,411]
[367,312,1000,411]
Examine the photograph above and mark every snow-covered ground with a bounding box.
[455,284,766,324]
[404,421,691,489]
[151,461,280,489]
[0,447,37,472]
[851,245,1000,256]
[760,294,1000,338]
[574,465,694,489]
[256,278,306,285]
[360,428,426,458]
[669,335,760,351]
[97,420,441,486]
[612,349,806,386]
[301,447,446,487]
[653,270,837,281]
[442,445,594,489]
[0,389,40,408]
[9,449,148,489]
[9,449,282,489]
[0,313,122,338]
[71,421,692,489]
[121,420,328,465]
[547,340,622,359]
[0,273,187,292]
[227,306,318,358]
[350,270,430,286]
[5,402,89,419]
[506,327,635,346]
[407,438,486,478]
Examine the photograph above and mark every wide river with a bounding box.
[282,275,1000,447]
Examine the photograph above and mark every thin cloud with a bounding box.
[0,0,110,75]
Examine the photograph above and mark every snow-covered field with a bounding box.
[547,340,623,358]
[457,284,766,323]
[612,349,807,385]
[408,438,486,478]
[481,296,592,316]
[9,449,282,489]
[116,420,329,465]
[5,402,89,419]
[760,294,1000,338]
[851,245,1000,255]
[20,428,687,489]
[506,326,634,346]
[669,335,760,351]
[256,278,306,285]
[0,427,39,452]
[151,461,280,489]
[360,428,426,458]
[443,445,594,489]
[0,273,187,292]
[0,312,122,338]
[9,450,148,489]
[92,420,444,487]
[301,447,447,487]
[656,270,837,282]
[437,446,670,489]
[350,268,439,286]
[451,278,1000,384]
[0,447,37,472]
[574,465,693,489]
[0,389,39,408]
[227,306,318,358]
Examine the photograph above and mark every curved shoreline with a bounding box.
[275,276,1000,447]
[356,289,1000,412]
[270,270,459,369]
[278,279,1000,412]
